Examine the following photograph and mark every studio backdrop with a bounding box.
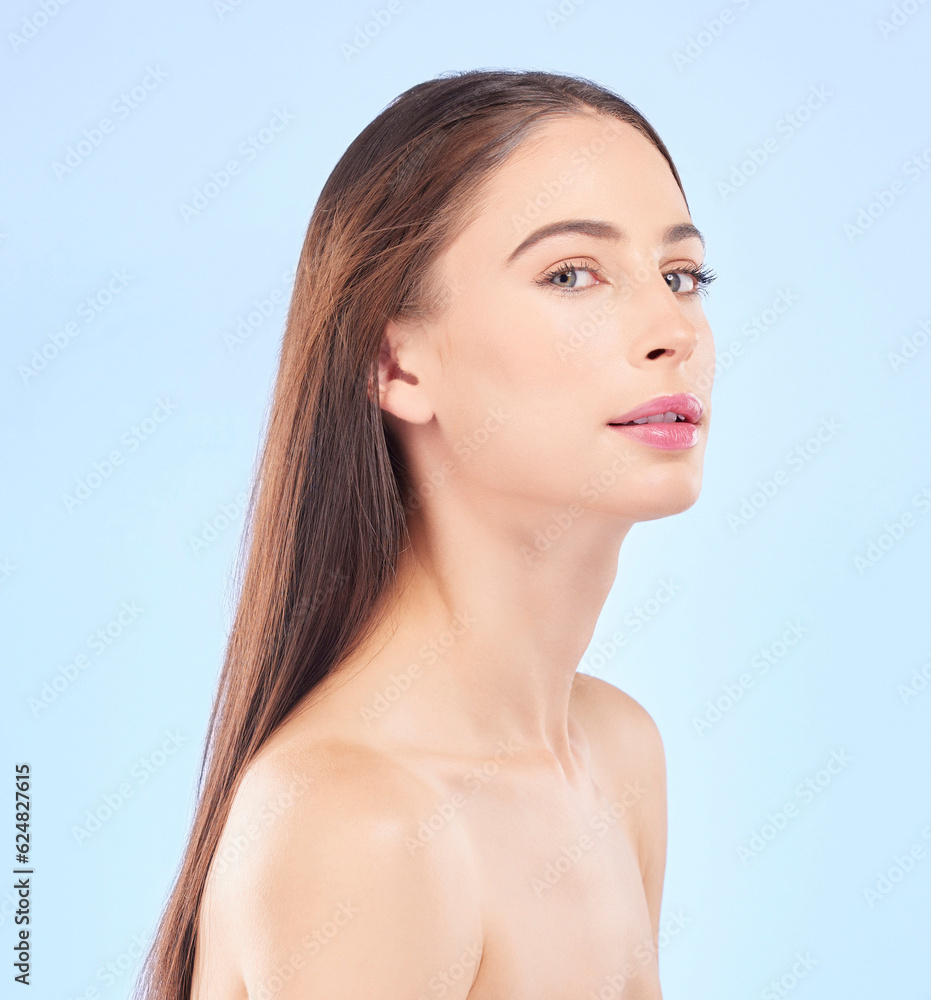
[3,1,929,997]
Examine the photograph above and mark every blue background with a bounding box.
[3,1,930,997]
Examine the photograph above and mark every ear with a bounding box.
[370,317,435,425]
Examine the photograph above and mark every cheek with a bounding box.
[439,291,582,418]
[693,325,716,390]
[426,298,602,491]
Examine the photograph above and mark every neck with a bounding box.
[347,489,632,772]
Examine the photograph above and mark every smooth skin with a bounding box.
[191,111,714,1000]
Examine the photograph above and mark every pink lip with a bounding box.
[607,393,703,425]
[606,393,704,451]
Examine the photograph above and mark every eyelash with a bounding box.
[536,259,718,299]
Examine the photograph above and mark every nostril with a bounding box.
[646,348,668,360]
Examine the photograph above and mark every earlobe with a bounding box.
[374,319,434,425]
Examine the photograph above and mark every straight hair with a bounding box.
[132,67,687,1000]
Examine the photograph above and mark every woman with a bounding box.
[135,68,716,1000]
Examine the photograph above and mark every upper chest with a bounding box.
[411,747,662,1000]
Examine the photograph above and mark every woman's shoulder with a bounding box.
[198,727,483,998]
[569,671,667,936]
[567,674,667,852]
[570,671,665,759]
[217,725,479,883]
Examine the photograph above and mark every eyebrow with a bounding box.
[506,219,706,266]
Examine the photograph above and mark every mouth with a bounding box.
[607,393,703,426]
[607,393,704,451]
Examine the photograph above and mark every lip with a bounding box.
[606,392,704,451]
[607,393,704,426]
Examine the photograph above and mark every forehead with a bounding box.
[449,112,689,260]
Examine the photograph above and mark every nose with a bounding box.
[626,277,701,366]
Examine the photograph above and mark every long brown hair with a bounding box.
[133,68,687,1000]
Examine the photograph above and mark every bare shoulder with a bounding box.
[570,672,667,937]
[196,734,483,1000]
[570,671,666,770]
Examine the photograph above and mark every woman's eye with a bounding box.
[665,270,698,294]
[546,266,599,290]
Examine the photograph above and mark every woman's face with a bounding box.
[381,112,715,528]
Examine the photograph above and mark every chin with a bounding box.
[600,462,704,522]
